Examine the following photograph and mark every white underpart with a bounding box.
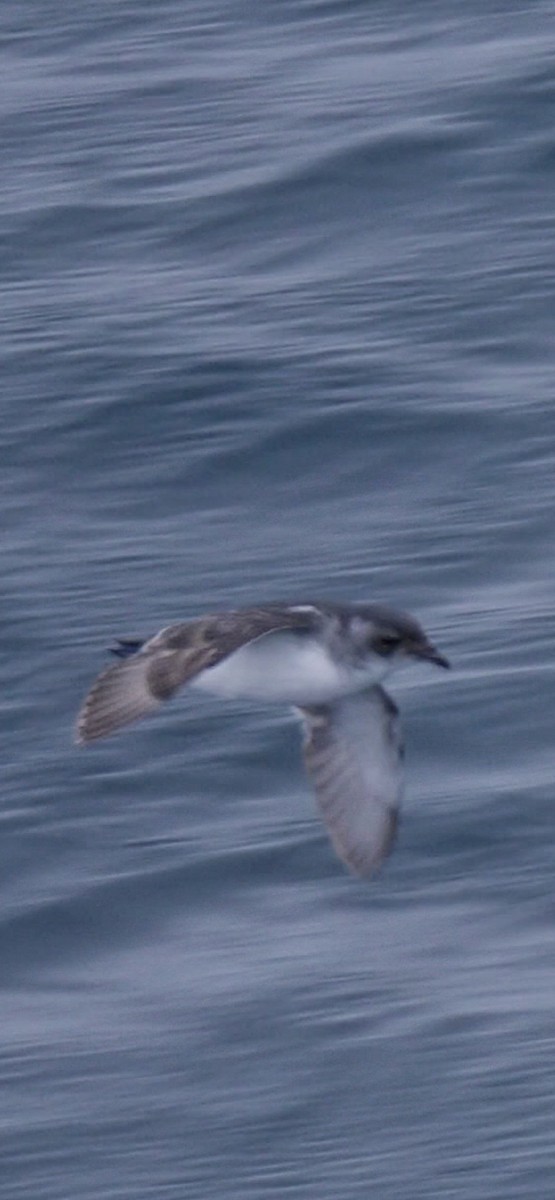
[190,631,389,704]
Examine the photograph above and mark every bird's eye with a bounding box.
[375,634,400,656]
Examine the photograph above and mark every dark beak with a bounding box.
[414,640,451,669]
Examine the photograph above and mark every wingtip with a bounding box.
[74,708,99,746]
[74,720,91,747]
[73,655,163,745]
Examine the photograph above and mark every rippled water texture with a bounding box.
[3,2,555,1197]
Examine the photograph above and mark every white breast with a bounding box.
[190,631,388,705]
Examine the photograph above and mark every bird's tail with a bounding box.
[109,638,145,659]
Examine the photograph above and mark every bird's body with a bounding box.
[191,624,388,704]
[76,601,449,879]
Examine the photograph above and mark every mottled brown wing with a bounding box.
[76,605,320,744]
[299,686,403,879]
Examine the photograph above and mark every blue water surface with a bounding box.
[2,2,555,1197]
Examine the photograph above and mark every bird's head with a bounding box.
[350,604,450,674]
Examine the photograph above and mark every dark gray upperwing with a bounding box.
[299,686,403,880]
[76,605,320,744]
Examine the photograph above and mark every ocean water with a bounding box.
[3,2,555,1196]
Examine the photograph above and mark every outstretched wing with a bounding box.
[299,686,403,879]
[76,605,320,744]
